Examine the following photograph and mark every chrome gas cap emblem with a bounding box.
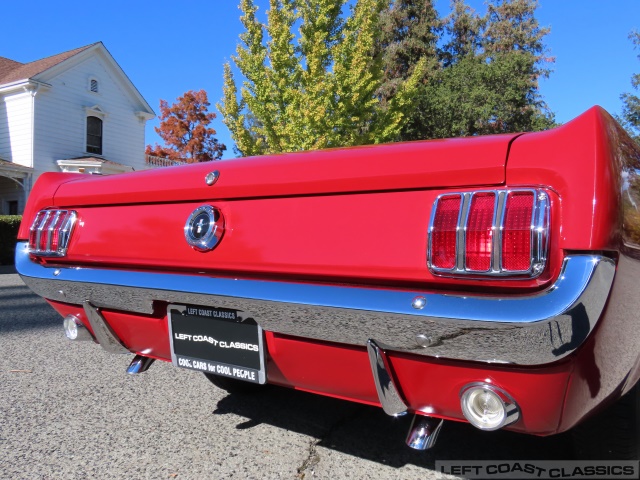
[184,205,225,252]
[205,170,219,186]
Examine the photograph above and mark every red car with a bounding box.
[16,106,640,458]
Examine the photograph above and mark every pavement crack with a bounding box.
[296,439,320,479]
[295,405,366,478]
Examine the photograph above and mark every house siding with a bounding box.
[33,54,147,175]
[0,91,33,167]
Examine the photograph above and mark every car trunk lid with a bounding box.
[52,134,516,207]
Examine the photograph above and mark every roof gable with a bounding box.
[0,57,24,82]
[0,43,154,116]
[0,44,95,85]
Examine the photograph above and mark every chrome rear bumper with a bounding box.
[16,241,615,365]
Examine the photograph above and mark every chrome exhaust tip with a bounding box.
[406,415,443,450]
[127,355,155,375]
[63,315,93,341]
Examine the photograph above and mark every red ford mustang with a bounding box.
[16,106,640,457]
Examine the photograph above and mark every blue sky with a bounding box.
[1,1,638,159]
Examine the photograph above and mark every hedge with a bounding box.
[0,215,21,265]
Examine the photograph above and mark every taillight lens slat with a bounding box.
[28,211,46,249]
[37,211,56,251]
[502,191,535,272]
[465,193,496,272]
[49,212,67,252]
[430,195,462,270]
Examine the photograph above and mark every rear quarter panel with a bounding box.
[508,106,640,431]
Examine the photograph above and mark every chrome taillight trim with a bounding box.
[530,191,550,275]
[427,193,464,273]
[28,209,77,257]
[428,189,549,278]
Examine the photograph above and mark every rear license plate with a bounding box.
[168,304,265,384]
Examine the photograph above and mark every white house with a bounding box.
[0,42,155,214]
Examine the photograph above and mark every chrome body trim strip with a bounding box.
[531,192,550,275]
[16,242,616,365]
[455,193,469,271]
[492,190,507,271]
[366,339,409,416]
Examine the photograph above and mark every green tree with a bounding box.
[376,0,440,106]
[405,52,552,140]
[441,0,484,66]
[484,0,550,62]
[619,31,640,143]
[381,0,555,141]
[482,0,554,116]
[219,0,427,156]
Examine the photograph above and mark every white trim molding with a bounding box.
[85,104,107,118]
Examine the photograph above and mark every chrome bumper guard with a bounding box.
[16,242,616,366]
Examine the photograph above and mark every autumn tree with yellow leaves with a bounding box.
[218,0,427,156]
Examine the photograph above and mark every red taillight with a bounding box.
[49,212,67,252]
[430,195,462,270]
[37,212,57,251]
[465,193,496,271]
[28,211,46,250]
[428,189,548,277]
[502,191,534,271]
[28,209,77,256]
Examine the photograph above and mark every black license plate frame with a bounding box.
[168,303,266,384]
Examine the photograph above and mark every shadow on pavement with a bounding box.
[0,283,60,333]
[212,383,574,470]
[0,265,17,275]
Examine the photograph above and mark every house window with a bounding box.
[7,201,18,215]
[86,116,103,155]
[90,79,99,93]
